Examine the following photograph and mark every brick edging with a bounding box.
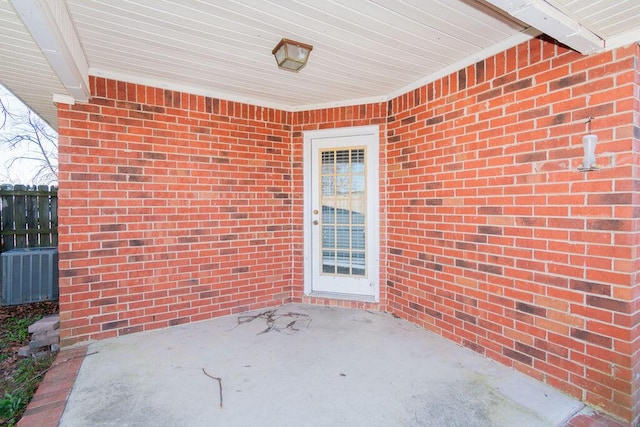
[17,346,88,427]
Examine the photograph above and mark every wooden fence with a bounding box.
[0,184,58,252]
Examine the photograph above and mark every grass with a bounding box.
[0,314,57,427]
[0,344,7,363]
[4,317,39,343]
[0,354,56,426]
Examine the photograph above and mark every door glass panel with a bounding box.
[321,176,334,196]
[322,226,335,248]
[336,199,350,224]
[351,175,365,194]
[321,152,335,174]
[336,226,350,248]
[336,150,349,166]
[351,199,365,224]
[322,250,336,273]
[322,205,335,223]
[352,252,365,276]
[352,226,365,250]
[320,147,366,277]
[336,175,349,195]
[337,251,350,274]
[351,149,365,172]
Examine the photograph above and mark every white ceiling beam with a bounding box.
[605,28,640,52]
[485,0,604,54]
[9,0,90,102]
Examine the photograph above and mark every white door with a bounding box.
[304,126,379,301]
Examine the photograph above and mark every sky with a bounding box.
[0,84,58,186]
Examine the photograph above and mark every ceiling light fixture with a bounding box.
[272,38,313,72]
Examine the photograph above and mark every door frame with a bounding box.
[303,125,380,302]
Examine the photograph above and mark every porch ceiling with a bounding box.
[1,0,639,131]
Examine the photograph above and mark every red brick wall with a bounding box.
[57,77,294,345]
[58,39,640,423]
[630,45,640,424]
[384,39,640,423]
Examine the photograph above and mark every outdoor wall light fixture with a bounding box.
[272,38,313,72]
[578,117,599,171]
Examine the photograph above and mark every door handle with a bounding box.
[313,220,319,225]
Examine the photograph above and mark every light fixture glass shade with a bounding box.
[582,134,597,169]
[272,38,313,72]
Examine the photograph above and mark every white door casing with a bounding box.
[303,125,380,302]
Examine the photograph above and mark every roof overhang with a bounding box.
[485,0,604,54]
[1,1,638,131]
[10,0,89,103]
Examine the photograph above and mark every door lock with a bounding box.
[313,220,319,225]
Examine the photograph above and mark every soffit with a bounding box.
[0,0,639,131]
[547,0,640,43]
[65,0,527,109]
[0,0,68,129]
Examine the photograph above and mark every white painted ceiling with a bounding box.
[1,0,639,130]
[547,0,640,41]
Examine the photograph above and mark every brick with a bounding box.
[571,328,612,348]
[516,302,547,318]
[32,329,60,341]
[455,311,477,324]
[587,193,633,205]
[503,347,533,365]
[18,346,32,357]
[570,280,611,296]
[30,331,60,350]
[29,316,60,334]
[515,342,546,361]
[533,338,568,358]
[586,296,630,314]
[587,219,630,232]
[478,226,502,235]
[550,72,586,90]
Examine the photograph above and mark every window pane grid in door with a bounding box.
[319,147,366,277]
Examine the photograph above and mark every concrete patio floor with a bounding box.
[38,303,597,427]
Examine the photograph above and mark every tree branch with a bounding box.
[0,98,58,184]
